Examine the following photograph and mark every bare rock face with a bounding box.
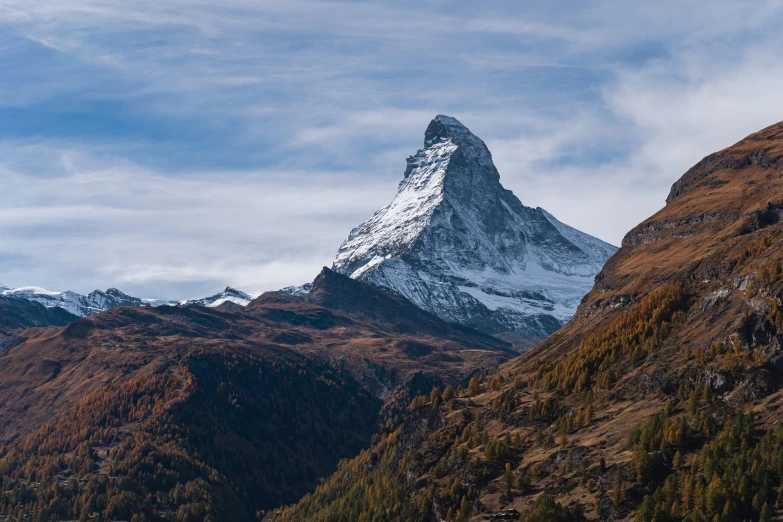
[333,115,617,339]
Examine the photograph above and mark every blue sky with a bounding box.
[1,1,783,299]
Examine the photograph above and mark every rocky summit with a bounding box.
[333,115,617,342]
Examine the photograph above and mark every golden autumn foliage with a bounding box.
[0,351,379,521]
[532,283,687,393]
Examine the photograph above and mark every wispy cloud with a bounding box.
[0,141,392,297]
[0,1,782,297]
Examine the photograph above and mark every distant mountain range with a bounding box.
[0,283,267,317]
[0,285,152,317]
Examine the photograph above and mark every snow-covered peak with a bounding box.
[1,285,147,317]
[181,287,253,308]
[335,134,457,279]
[5,286,63,297]
[424,114,488,151]
[278,283,313,297]
[333,114,618,339]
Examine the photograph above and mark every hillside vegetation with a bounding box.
[0,349,379,521]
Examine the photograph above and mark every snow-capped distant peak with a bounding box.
[181,283,313,308]
[278,283,313,297]
[6,286,63,297]
[181,286,253,308]
[1,285,148,317]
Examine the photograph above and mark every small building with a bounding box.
[483,509,520,520]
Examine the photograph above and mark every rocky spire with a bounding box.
[333,115,617,340]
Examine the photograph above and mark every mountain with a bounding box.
[179,286,254,307]
[0,295,78,341]
[1,285,151,317]
[272,121,783,521]
[333,115,617,342]
[247,268,513,398]
[0,284,268,317]
[279,283,313,296]
[0,266,513,519]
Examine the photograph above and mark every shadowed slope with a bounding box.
[0,295,77,341]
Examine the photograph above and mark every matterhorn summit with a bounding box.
[333,115,617,342]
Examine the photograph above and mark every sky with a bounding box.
[1,1,783,299]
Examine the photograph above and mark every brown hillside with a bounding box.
[0,270,512,520]
[534,120,783,364]
[0,269,510,442]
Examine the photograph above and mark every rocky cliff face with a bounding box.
[333,115,617,339]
